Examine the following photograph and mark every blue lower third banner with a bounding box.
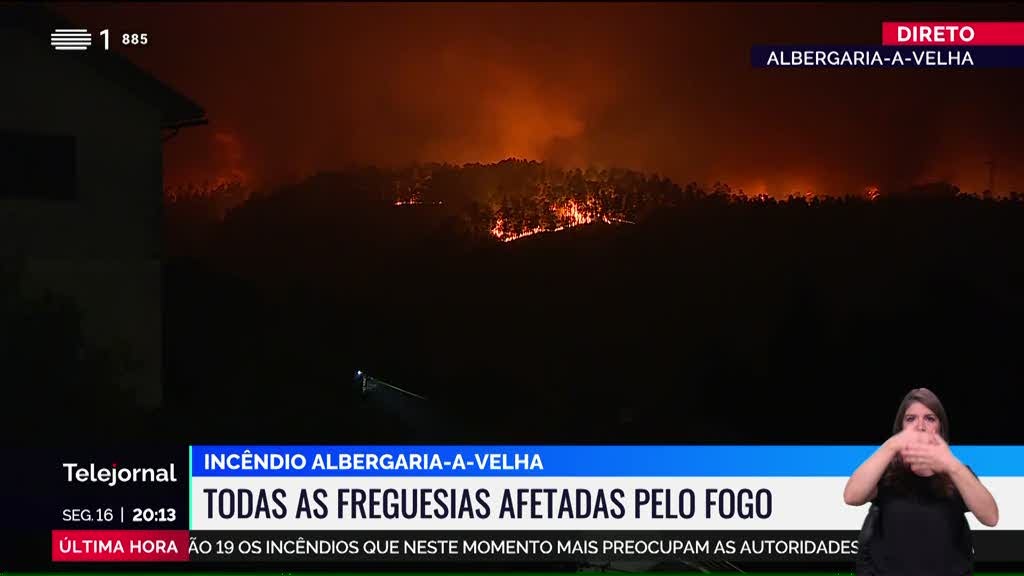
[751,45,1024,67]
[185,445,1024,564]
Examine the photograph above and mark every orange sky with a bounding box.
[56,2,1024,197]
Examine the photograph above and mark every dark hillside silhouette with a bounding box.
[163,161,1024,444]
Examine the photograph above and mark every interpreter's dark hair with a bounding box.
[882,388,956,498]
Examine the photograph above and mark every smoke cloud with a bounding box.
[58,2,1024,196]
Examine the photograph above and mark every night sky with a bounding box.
[55,2,1024,197]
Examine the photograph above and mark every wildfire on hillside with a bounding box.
[489,199,614,242]
[166,158,992,248]
[394,200,444,206]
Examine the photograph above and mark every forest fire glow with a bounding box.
[490,199,613,242]
[394,200,443,206]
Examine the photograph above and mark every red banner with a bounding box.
[883,22,1024,45]
[51,530,189,562]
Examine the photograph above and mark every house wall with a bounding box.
[0,27,165,409]
[0,27,163,258]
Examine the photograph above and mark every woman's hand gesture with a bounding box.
[901,432,959,476]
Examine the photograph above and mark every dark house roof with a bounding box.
[1,3,207,129]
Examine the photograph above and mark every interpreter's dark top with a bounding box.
[857,471,974,576]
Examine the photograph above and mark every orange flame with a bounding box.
[394,200,443,206]
[490,198,618,242]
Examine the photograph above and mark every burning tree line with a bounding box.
[384,159,687,240]
[166,159,691,241]
[166,159,1020,244]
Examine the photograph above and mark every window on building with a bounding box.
[0,130,77,201]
